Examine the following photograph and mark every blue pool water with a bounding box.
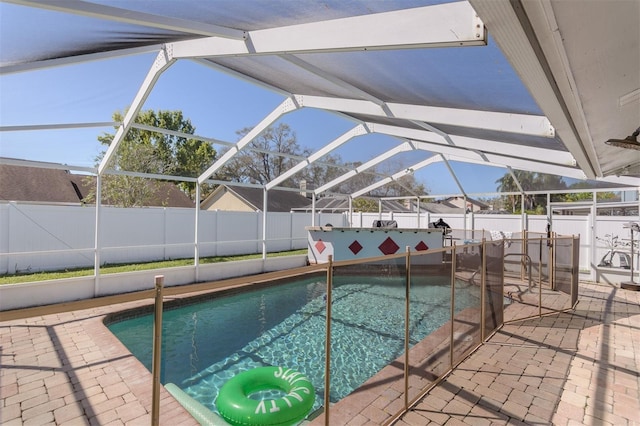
[107,273,479,416]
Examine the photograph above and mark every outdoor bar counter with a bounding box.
[306,225,444,264]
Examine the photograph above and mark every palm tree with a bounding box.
[495,170,537,213]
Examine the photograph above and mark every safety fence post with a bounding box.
[152,275,164,425]
[404,247,411,409]
[324,256,333,426]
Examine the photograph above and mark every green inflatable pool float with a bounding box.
[216,366,315,426]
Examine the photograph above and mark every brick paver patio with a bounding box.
[1,281,639,425]
[395,282,640,426]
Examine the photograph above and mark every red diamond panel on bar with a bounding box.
[415,241,429,251]
[315,239,326,254]
[349,240,363,255]
[378,237,400,255]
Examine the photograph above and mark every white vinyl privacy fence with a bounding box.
[349,210,638,283]
[1,202,637,283]
[0,202,344,275]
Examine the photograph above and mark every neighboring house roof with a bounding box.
[0,164,194,207]
[291,196,469,214]
[414,201,463,214]
[292,196,413,213]
[443,196,490,210]
[82,175,194,208]
[201,184,312,212]
[294,196,466,214]
[1,164,87,204]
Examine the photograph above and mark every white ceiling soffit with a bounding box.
[469,0,640,179]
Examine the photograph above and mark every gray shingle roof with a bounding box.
[0,164,83,203]
[294,196,412,213]
[0,164,194,207]
[225,185,312,212]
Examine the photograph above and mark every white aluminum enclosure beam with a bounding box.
[298,95,555,138]
[367,123,575,166]
[102,169,197,183]
[98,48,175,175]
[469,0,599,178]
[429,151,593,183]
[5,0,246,39]
[192,58,292,97]
[507,167,526,194]
[598,176,640,187]
[342,130,584,180]
[171,2,485,58]
[440,155,467,196]
[0,45,162,75]
[450,153,586,180]
[197,97,301,184]
[131,123,343,165]
[314,142,414,195]
[349,143,589,197]
[265,124,368,190]
[130,123,233,148]
[410,120,456,146]
[369,123,573,165]
[0,122,117,131]
[407,139,587,180]
[352,156,442,198]
[279,55,387,107]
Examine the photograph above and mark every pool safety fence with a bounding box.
[11,233,579,425]
[142,233,579,426]
[311,233,580,425]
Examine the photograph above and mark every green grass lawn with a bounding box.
[0,249,308,285]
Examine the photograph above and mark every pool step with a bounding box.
[165,383,230,426]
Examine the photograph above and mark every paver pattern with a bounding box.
[1,299,198,426]
[1,281,639,425]
[395,282,640,425]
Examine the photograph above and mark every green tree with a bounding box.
[218,123,428,200]
[328,161,378,195]
[563,181,617,202]
[219,124,375,193]
[372,174,426,197]
[352,197,379,212]
[496,171,573,214]
[496,171,546,213]
[324,159,428,197]
[88,110,216,206]
[495,172,523,213]
[533,173,567,208]
[301,152,345,192]
[371,158,427,197]
[219,123,301,185]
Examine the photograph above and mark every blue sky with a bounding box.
[0,52,509,196]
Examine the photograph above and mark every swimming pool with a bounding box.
[107,272,480,417]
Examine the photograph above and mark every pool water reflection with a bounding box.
[107,274,479,415]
